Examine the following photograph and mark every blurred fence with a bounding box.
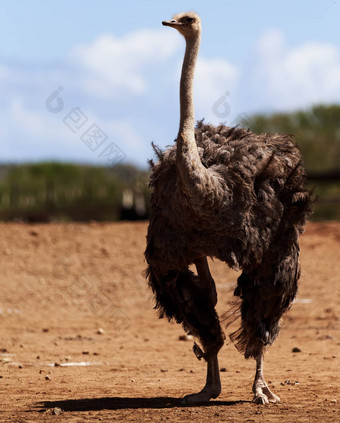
[0,163,149,222]
[0,178,120,222]
[0,164,338,222]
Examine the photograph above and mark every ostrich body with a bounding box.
[145,12,312,404]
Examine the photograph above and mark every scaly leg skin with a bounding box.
[180,353,221,405]
[252,351,280,404]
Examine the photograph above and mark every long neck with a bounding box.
[176,30,223,210]
[178,34,200,140]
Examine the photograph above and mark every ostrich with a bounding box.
[145,12,312,404]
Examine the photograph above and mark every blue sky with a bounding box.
[1,0,340,167]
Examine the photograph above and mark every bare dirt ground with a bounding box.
[0,221,339,422]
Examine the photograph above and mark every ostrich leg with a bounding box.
[181,353,221,404]
[252,350,280,404]
[181,257,221,404]
[195,257,217,306]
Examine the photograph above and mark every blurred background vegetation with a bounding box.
[0,163,150,222]
[0,104,339,222]
[242,104,340,221]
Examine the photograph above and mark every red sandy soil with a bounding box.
[0,221,339,422]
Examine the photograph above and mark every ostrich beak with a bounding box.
[162,19,182,28]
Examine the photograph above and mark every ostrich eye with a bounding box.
[186,17,194,23]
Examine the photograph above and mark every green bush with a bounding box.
[241,105,340,220]
[0,163,149,222]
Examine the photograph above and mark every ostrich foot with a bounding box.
[180,352,221,405]
[253,380,280,404]
[180,384,221,405]
[252,351,280,405]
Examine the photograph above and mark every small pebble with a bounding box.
[220,367,227,372]
[45,376,51,381]
[97,328,105,335]
[160,369,168,373]
[292,347,301,353]
[52,407,62,415]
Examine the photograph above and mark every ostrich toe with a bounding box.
[180,384,221,405]
[252,351,280,404]
[252,381,280,404]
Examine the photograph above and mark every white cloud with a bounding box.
[9,98,53,137]
[1,27,340,165]
[243,29,340,112]
[70,29,181,99]
[195,57,239,123]
[3,98,87,162]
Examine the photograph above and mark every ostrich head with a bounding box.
[162,12,201,38]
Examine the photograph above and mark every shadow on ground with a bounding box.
[36,396,247,412]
